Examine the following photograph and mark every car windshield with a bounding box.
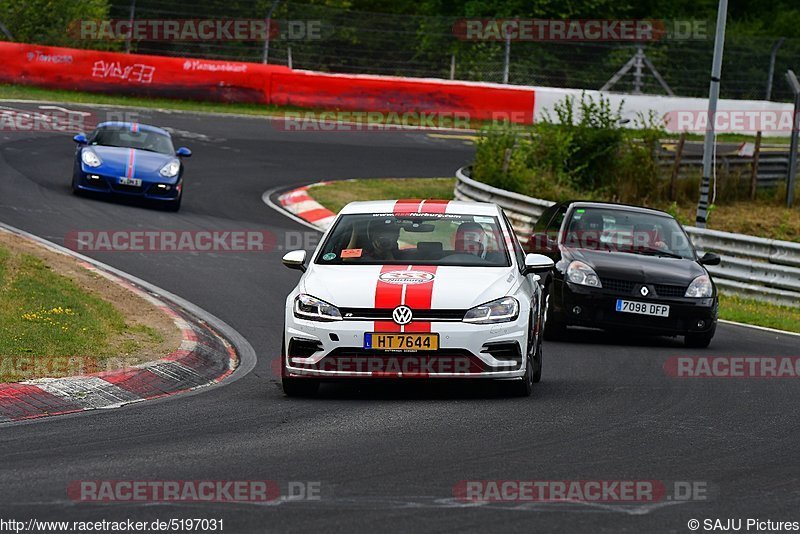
[564,207,695,260]
[315,213,512,266]
[89,126,174,155]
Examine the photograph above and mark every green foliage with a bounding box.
[0,0,115,49]
[473,93,667,204]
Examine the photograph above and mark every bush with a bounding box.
[472,93,665,204]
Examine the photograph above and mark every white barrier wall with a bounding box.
[532,86,794,137]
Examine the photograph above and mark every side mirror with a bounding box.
[176,147,192,157]
[529,232,558,253]
[523,253,554,276]
[699,251,721,266]
[73,134,88,144]
[282,250,307,272]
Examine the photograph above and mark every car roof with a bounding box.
[558,200,674,218]
[95,122,170,136]
[339,200,502,216]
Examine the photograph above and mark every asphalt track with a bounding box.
[1,102,799,533]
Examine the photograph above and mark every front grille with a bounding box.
[109,182,145,194]
[600,278,635,293]
[339,308,466,322]
[655,284,687,297]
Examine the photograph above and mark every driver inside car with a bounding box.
[364,219,401,261]
[455,222,487,257]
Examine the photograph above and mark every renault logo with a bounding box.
[640,286,650,297]
[392,305,413,325]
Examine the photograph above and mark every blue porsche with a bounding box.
[72,122,191,211]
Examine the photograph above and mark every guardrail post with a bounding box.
[785,70,800,208]
[750,131,762,200]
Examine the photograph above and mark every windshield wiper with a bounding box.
[634,247,684,259]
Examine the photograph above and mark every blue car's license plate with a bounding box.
[118,177,142,187]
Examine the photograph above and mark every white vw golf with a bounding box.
[281,199,554,397]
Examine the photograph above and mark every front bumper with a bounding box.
[73,169,180,200]
[557,282,717,335]
[283,315,531,379]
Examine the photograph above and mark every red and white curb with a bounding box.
[277,182,339,230]
[0,226,240,423]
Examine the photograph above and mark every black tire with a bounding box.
[685,331,714,348]
[542,289,567,341]
[543,311,567,341]
[531,329,543,384]
[165,194,182,212]
[280,339,319,397]
[507,354,534,397]
[71,175,81,196]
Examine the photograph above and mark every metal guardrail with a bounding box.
[454,167,800,308]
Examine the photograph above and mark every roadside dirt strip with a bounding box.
[0,226,238,423]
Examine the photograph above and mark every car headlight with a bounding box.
[463,297,519,324]
[293,294,342,322]
[159,160,181,178]
[685,275,713,298]
[566,260,602,288]
[81,149,101,168]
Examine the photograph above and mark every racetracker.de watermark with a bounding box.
[0,356,140,380]
[64,230,322,253]
[288,355,476,375]
[71,19,323,41]
[452,19,707,41]
[452,480,710,503]
[665,110,800,133]
[0,108,143,133]
[272,111,529,132]
[665,356,800,378]
[67,480,322,502]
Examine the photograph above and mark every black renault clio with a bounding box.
[529,201,721,348]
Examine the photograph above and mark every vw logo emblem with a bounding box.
[640,286,650,297]
[392,305,413,325]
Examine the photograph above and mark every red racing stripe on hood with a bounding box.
[402,265,437,333]
[126,149,135,178]
[374,265,403,332]
[372,265,438,333]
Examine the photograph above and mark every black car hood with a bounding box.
[563,247,706,285]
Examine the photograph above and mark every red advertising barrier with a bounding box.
[270,71,535,122]
[0,42,535,123]
[0,42,288,104]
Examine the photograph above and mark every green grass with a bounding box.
[308,178,456,213]
[719,295,800,334]
[0,245,160,382]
